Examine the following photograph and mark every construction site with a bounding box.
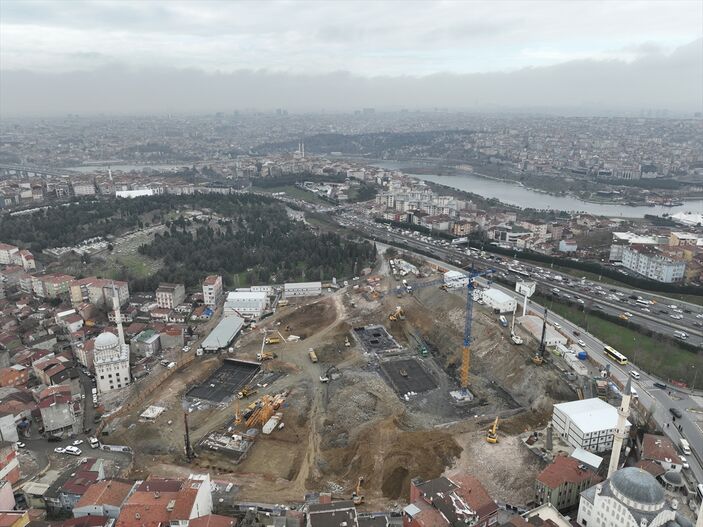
[104,249,579,509]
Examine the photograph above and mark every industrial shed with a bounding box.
[201,316,244,352]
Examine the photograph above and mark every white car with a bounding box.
[553,322,561,329]
[624,312,634,318]
[641,307,650,312]
[577,339,586,347]
[54,447,65,454]
[15,442,25,449]
[64,446,82,456]
[680,456,690,469]
[696,313,703,319]
[72,439,83,446]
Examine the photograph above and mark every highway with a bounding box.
[338,211,703,347]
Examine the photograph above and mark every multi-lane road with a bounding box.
[338,211,703,347]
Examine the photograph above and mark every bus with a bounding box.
[636,298,653,306]
[603,345,628,365]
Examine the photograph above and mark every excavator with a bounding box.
[486,417,499,444]
[388,306,405,322]
[352,476,365,505]
[532,307,548,365]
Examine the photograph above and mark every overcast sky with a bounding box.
[1,0,701,115]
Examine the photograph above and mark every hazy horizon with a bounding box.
[1,0,701,117]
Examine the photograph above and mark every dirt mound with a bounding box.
[278,298,337,338]
[315,417,461,500]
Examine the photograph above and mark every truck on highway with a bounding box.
[674,330,688,340]
[680,438,692,455]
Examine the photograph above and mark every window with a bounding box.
[100,375,104,380]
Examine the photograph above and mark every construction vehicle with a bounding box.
[532,307,549,365]
[237,386,258,399]
[344,336,351,347]
[399,368,408,377]
[352,477,365,505]
[265,337,281,345]
[257,351,276,361]
[410,332,429,357]
[409,267,494,393]
[486,417,499,444]
[308,350,318,363]
[388,306,405,321]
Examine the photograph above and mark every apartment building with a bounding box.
[202,275,223,306]
[156,283,185,309]
[535,455,601,510]
[621,245,686,283]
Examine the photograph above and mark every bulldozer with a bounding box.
[352,476,365,505]
[486,417,499,444]
[388,306,405,321]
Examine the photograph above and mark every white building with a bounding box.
[93,332,131,394]
[480,288,517,313]
[558,239,578,253]
[202,275,223,306]
[94,291,130,395]
[577,467,688,527]
[224,291,268,318]
[552,398,628,453]
[283,281,322,298]
[620,246,685,283]
[444,270,469,288]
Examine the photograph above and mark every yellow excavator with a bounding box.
[486,417,499,444]
[352,476,365,505]
[388,306,405,321]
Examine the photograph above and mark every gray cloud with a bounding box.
[1,38,700,117]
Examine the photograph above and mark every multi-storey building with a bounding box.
[202,275,223,306]
[552,398,627,453]
[621,245,686,283]
[156,283,185,309]
[535,455,601,510]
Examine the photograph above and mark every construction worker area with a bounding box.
[101,250,578,509]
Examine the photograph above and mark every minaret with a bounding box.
[607,376,632,478]
[301,140,305,158]
[112,283,126,348]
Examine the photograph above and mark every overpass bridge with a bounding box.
[0,163,83,178]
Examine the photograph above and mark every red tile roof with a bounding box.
[641,434,682,466]
[76,479,134,508]
[189,515,237,527]
[536,455,601,489]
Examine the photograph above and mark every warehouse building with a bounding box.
[552,398,627,453]
[224,291,268,319]
[479,288,517,313]
[201,316,245,352]
[283,281,322,298]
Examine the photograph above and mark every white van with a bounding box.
[630,371,641,380]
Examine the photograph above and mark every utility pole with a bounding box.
[184,411,194,462]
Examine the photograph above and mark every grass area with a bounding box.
[542,297,703,388]
[252,185,328,205]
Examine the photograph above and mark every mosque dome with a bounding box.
[611,467,665,506]
[95,331,119,350]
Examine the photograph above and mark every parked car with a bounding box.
[54,447,65,454]
[64,446,82,456]
[15,442,25,449]
[72,439,83,446]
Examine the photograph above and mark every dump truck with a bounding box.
[237,387,258,399]
[257,352,276,361]
[265,337,281,345]
[308,350,318,363]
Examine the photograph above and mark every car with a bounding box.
[680,455,690,469]
[624,312,634,318]
[577,339,586,347]
[553,322,561,329]
[670,408,683,418]
[654,381,667,389]
[15,442,25,449]
[670,314,683,320]
[72,439,83,446]
[640,307,650,312]
[54,447,65,454]
[64,446,82,456]
[573,330,581,336]
[697,313,703,319]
